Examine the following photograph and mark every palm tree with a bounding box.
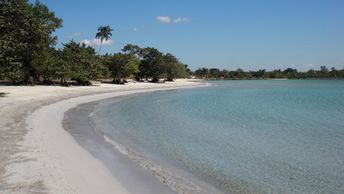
[95,25,113,53]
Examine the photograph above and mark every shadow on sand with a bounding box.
[0,92,8,97]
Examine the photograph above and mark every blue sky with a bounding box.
[36,0,344,71]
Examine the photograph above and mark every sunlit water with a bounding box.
[93,80,344,193]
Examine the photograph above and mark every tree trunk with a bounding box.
[98,44,102,53]
[152,77,159,83]
[98,39,103,54]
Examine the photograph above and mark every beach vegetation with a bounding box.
[138,47,165,82]
[122,44,190,82]
[193,66,344,80]
[104,53,140,84]
[163,53,189,81]
[61,41,108,85]
[0,0,62,84]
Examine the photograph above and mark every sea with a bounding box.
[91,80,344,193]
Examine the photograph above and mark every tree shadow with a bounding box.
[0,92,8,97]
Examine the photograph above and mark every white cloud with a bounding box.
[73,32,81,36]
[174,17,190,23]
[303,64,315,68]
[81,39,114,46]
[156,16,190,24]
[156,16,172,23]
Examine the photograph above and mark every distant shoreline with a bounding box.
[203,78,344,81]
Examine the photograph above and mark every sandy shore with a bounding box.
[0,80,204,194]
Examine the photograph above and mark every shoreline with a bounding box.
[0,80,205,194]
[63,91,223,194]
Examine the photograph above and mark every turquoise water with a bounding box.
[94,80,344,193]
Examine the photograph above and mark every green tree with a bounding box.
[62,41,107,85]
[269,69,284,79]
[122,44,142,56]
[329,67,339,78]
[318,66,329,78]
[139,47,164,82]
[306,69,316,78]
[253,69,268,78]
[105,53,140,84]
[31,1,62,81]
[163,53,187,81]
[0,0,62,83]
[234,68,245,79]
[283,68,298,79]
[184,64,192,76]
[49,48,70,85]
[95,25,113,53]
[209,68,221,79]
[194,68,209,78]
[31,47,63,84]
[0,0,29,83]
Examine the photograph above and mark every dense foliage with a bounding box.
[0,0,62,83]
[104,53,139,84]
[122,44,189,82]
[194,66,344,80]
[61,41,107,85]
[0,0,189,85]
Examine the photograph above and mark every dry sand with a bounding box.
[0,80,204,194]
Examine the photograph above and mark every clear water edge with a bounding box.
[92,80,344,194]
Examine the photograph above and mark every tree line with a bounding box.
[0,0,190,85]
[194,66,344,80]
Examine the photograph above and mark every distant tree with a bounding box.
[194,68,209,78]
[269,69,284,79]
[95,25,113,53]
[341,68,344,78]
[329,67,339,78]
[122,45,190,82]
[122,44,142,56]
[105,53,140,84]
[209,68,221,79]
[139,47,164,82]
[184,64,192,76]
[320,66,329,73]
[318,66,329,78]
[306,69,316,78]
[234,68,245,79]
[253,69,268,78]
[31,47,63,84]
[50,49,70,85]
[193,66,344,80]
[220,69,230,79]
[62,41,107,85]
[193,68,201,78]
[283,68,298,79]
[163,53,187,81]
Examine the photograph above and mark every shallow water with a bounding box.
[93,80,344,193]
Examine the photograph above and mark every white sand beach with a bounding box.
[0,80,204,194]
